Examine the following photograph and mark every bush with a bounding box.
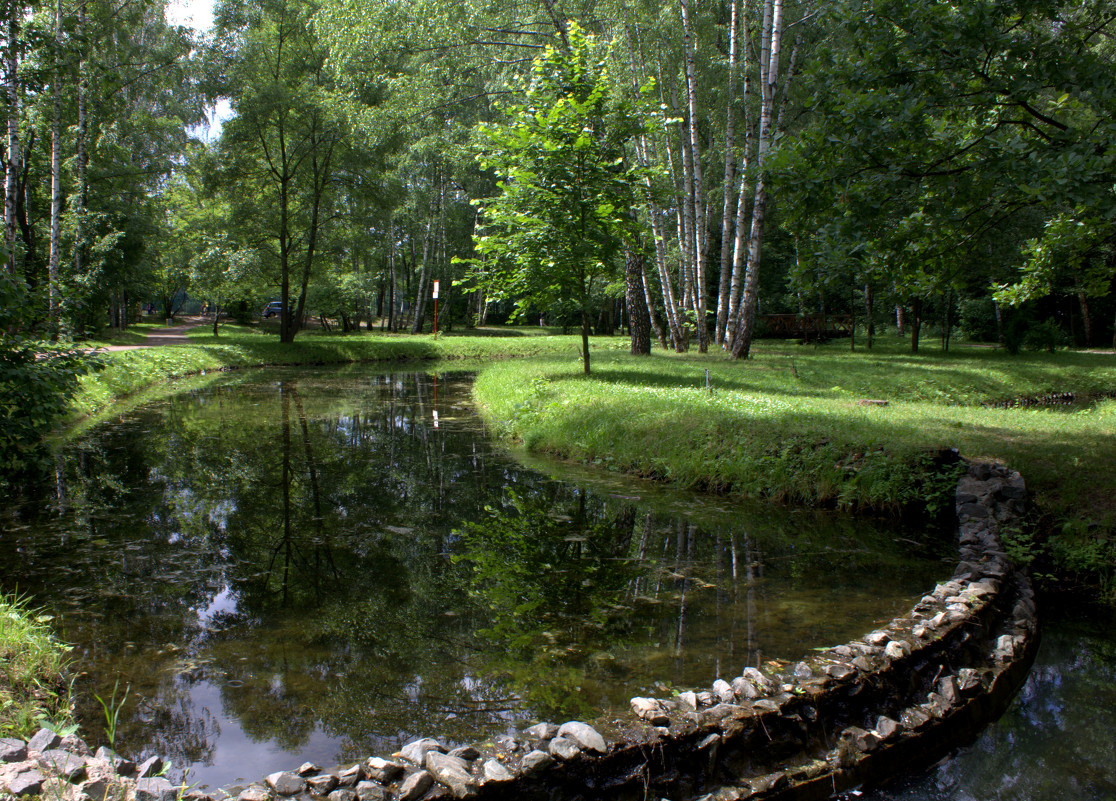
[1023,319,1070,352]
[0,274,95,494]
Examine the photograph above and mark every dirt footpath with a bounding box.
[98,316,207,352]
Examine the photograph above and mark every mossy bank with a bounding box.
[470,345,1116,605]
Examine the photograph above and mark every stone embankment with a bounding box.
[0,460,1037,801]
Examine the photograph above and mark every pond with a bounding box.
[1,367,950,791]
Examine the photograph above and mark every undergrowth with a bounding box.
[0,594,73,738]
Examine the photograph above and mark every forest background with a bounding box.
[2,0,1115,590]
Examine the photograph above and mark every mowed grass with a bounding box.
[472,339,1116,601]
[0,594,72,738]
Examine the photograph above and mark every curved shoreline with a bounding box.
[0,458,1036,801]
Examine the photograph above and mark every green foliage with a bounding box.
[0,594,73,739]
[0,274,95,493]
[468,23,654,372]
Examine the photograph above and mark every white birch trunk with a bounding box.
[714,0,741,346]
[730,0,784,359]
[680,0,709,351]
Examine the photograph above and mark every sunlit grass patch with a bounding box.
[0,594,72,738]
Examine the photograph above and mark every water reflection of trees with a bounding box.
[0,370,945,782]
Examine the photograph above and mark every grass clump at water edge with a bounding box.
[0,594,73,739]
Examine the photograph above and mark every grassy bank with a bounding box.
[0,594,72,738]
[71,324,613,420]
[471,341,1116,603]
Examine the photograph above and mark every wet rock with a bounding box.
[792,662,814,681]
[697,734,721,751]
[957,668,983,694]
[8,769,45,796]
[136,777,179,801]
[298,762,321,777]
[39,749,86,782]
[547,737,580,761]
[751,699,780,713]
[398,771,434,801]
[307,774,339,794]
[328,789,358,801]
[697,691,715,707]
[631,697,670,726]
[712,679,735,703]
[938,675,960,705]
[0,739,27,763]
[522,723,557,742]
[338,764,365,787]
[741,667,776,695]
[748,772,788,794]
[136,756,164,779]
[354,781,387,801]
[900,707,931,731]
[481,760,513,784]
[237,787,270,801]
[852,656,874,673]
[730,677,758,699]
[832,645,857,659]
[994,634,1016,661]
[425,752,477,799]
[448,746,479,762]
[27,729,62,754]
[401,738,444,767]
[865,630,890,647]
[494,736,521,753]
[875,716,902,741]
[557,722,607,754]
[843,727,881,753]
[365,758,404,784]
[700,703,744,727]
[520,750,554,773]
[267,771,306,796]
[884,641,906,660]
[677,691,699,711]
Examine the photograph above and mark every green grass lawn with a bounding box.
[69,326,1116,604]
[470,339,1116,603]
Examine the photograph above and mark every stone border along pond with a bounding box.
[0,458,1038,801]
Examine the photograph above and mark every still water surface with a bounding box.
[854,615,1116,801]
[2,367,949,789]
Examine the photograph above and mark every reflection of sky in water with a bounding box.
[197,588,237,629]
[851,618,1116,801]
[181,682,339,789]
[1,368,950,792]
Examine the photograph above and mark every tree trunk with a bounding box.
[730,0,785,360]
[47,0,62,328]
[714,0,741,346]
[5,1,21,275]
[895,302,905,336]
[864,283,874,348]
[680,0,709,352]
[910,297,922,353]
[626,248,651,355]
[73,0,89,287]
[1078,289,1092,347]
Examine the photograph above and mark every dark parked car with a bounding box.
[262,301,283,318]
